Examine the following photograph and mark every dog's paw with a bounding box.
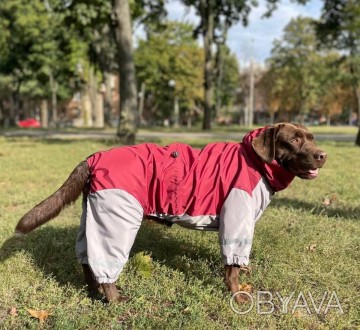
[116,295,131,303]
[235,293,252,304]
[102,294,131,304]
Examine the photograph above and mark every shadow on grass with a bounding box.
[0,222,218,290]
[272,197,360,221]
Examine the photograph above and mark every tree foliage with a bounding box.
[316,0,360,144]
[265,18,321,118]
[262,17,347,123]
[214,45,239,116]
[180,0,310,129]
[180,0,262,129]
[0,0,89,125]
[135,21,204,124]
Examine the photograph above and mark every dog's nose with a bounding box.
[315,152,327,161]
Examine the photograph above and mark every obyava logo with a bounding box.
[230,291,344,315]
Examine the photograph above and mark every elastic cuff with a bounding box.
[223,255,249,266]
[95,276,118,284]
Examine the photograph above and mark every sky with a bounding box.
[163,0,323,66]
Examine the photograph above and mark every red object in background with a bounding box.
[17,118,41,128]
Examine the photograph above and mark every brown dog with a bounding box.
[15,123,327,304]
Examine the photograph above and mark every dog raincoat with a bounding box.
[76,127,295,284]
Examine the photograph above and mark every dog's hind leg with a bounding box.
[82,264,104,295]
[83,190,143,303]
[82,264,130,302]
[224,265,240,296]
[224,265,251,304]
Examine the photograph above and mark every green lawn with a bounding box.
[0,135,359,329]
[137,124,358,135]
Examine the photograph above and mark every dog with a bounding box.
[15,123,327,304]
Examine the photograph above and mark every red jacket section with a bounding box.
[86,127,295,216]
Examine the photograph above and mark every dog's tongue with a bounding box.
[307,168,319,177]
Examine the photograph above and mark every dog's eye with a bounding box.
[291,137,301,144]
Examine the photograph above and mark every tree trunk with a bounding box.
[201,0,214,130]
[49,70,57,126]
[89,65,97,126]
[138,82,145,126]
[92,26,114,128]
[40,99,48,128]
[248,59,255,127]
[214,23,229,121]
[94,93,105,128]
[10,91,20,126]
[103,72,114,127]
[82,92,93,127]
[269,111,275,125]
[113,0,138,144]
[355,87,360,146]
[214,45,223,120]
[348,48,360,146]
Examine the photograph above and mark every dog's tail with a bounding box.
[15,161,90,234]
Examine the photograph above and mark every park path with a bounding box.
[1,129,357,142]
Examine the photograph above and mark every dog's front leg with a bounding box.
[224,265,250,304]
[224,265,240,296]
[101,283,130,303]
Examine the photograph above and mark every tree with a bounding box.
[61,0,117,127]
[265,17,327,121]
[0,0,85,127]
[180,0,256,129]
[214,46,240,120]
[60,0,165,141]
[315,52,350,124]
[114,0,166,141]
[315,0,360,144]
[135,21,204,125]
[111,0,138,143]
[180,0,306,130]
[262,20,348,125]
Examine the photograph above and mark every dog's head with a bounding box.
[252,123,327,180]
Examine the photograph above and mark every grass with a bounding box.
[2,123,357,136]
[0,135,359,329]
[142,124,358,135]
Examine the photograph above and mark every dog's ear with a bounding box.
[252,125,281,163]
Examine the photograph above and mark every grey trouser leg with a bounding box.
[75,198,88,265]
[75,189,143,284]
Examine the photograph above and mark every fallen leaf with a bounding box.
[183,307,191,314]
[322,194,338,206]
[27,309,51,322]
[132,252,153,278]
[8,307,18,316]
[293,310,302,318]
[238,283,253,293]
[235,284,253,303]
[306,244,317,252]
